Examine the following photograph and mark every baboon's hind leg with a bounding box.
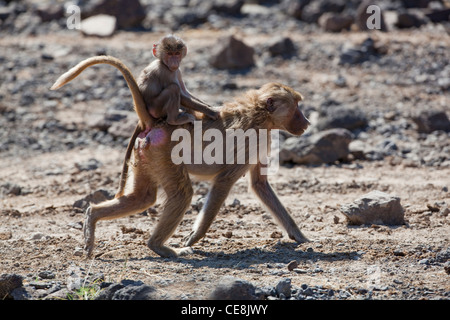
[147,162,193,258]
[84,169,157,257]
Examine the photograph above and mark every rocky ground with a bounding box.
[0,0,449,301]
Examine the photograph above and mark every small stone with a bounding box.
[74,247,84,257]
[303,287,314,296]
[319,13,353,32]
[208,276,257,300]
[267,36,296,57]
[287,260,298,271]
[0,274,23,299]
[275,278,291,298]
[223,231,233,239]
[209,35,255,70]
[38,271,55,280]
[230,198,240,207]
[340,190,405,225]
[293,268,308,274]
[0,231,12,240]
[81,15,117,38]
[30,232,45,240]
[270,231,283,239]
[444,262,450,275]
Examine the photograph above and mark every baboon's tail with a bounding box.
[51,55,151,198]
[115,124,141,198]
[51,55,151,129]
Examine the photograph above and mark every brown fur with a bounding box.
[138,34,218,126]
[83,81,311,258]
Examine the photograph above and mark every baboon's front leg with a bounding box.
[184,176,238,247]
[249,164,309,243]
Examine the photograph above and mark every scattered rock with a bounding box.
[319,13,354,32]
[96,280,157,300]
[435,248,450,263]
[0,274,23,299]
[210,0,244,16]
[316,106,368,131]
[280,128,353,165]
[425,8,450,23]
[300,0,345,23]
[281,0,309,20]
[0,182,22,196]
[81,15,117,37]
[340,190,405,225]
[267,36,297,58]
[275,278,292,298]
[75,158,102,171]
[208,276,258,300]
[287,260,299,271]
[209,35,255,70]
[35,3,65,22]
[73,189,115,210]
[412,110,450,133]
[0,231,12,240]
[395,10,427,28]
[339,37,386,65]
[30,232,46,240]
[444,261,450,275]
[38,271,55,280]
[79,0,146,29]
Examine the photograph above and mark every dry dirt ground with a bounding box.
[0,28,449,301]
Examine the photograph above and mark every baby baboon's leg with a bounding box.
[152,83,195,125]
[147,163,193,258]
[84,169,157,257]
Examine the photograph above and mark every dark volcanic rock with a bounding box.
[280,128,353,165]
[209,35,255,70]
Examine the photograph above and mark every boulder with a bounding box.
[319,13,354,32]
[73,189,114,210]
[267,36,297,57]
[208,276,258,300]
[79,0,146,29]
[340,190,405,225]
[425,8,450,23]
[339,37,385,65]
[412,110,450,133]
[279,128,353,165]
[395,10,427,28]
[209,35,255,70]
[95,280,157,300]
[81,15,117,37]
[301,0,345,23]
[316,106,368,131]
[0,274,23,299]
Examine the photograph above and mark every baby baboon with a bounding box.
[139,34,219,126]
[82,80,310,258]
[51,34,218,130]
[51,35,218,196]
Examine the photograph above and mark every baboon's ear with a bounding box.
[266,98,275,112]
